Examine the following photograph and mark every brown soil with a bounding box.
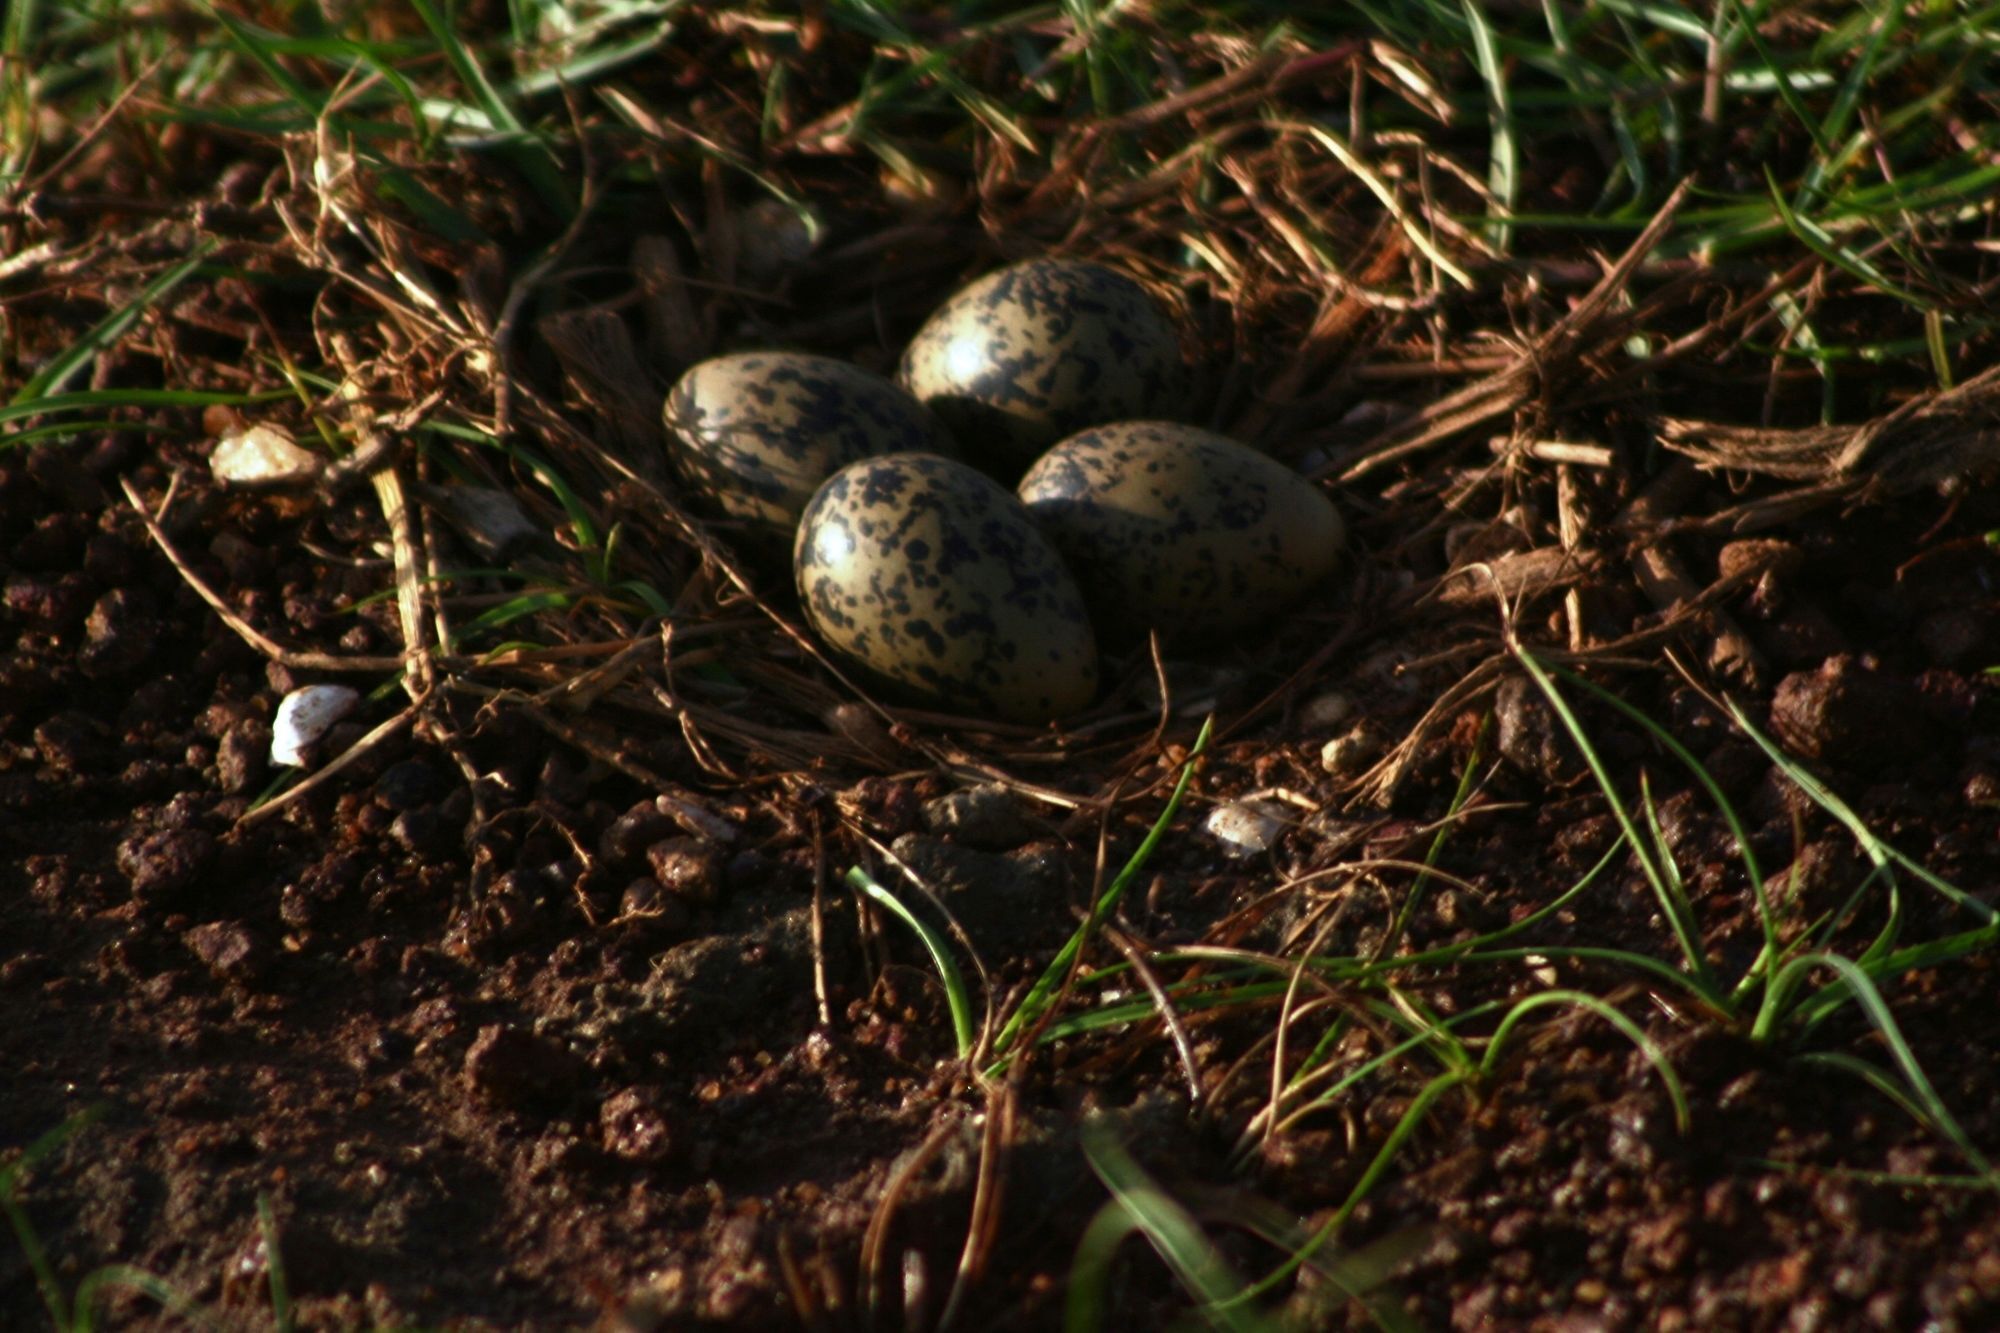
[11,405,2000,1332]
[10,18,2000,1333]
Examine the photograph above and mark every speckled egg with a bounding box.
[662,352,954,546]
[794,454,1098,723]
[899,258,1184,473]
[1017,421,1345,638]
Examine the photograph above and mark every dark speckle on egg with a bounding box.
[795,454,1098,723]
[899,259,1184,473]
[662,352,954,549]
[1018,421,1346,639]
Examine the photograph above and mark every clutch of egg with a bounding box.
[657,259,1345,725]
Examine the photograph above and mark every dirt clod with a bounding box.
[373,759,447,811]
[646,837,726,907]
[116,826,217,904]
[464,1024,585,1112]
[921,782,1051,849]
[599,1086,675,1163]
[1769,656,1931,766]
[1495,674,1582,785]
[601,799,679,866]
[183,921,264,983]
[888,833,1068,955]
[80,588,159,679]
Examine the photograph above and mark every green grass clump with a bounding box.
[1019,649,1998,1321]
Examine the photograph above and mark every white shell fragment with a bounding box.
[211,423,322,488]
[270,685,361,767]
[1204,800,1290,858]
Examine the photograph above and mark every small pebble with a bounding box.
[80,589,157,679]
[1717,538,1804,583]
[1134,663,1249,719]
[216,720,270,792]
[1494,675,1581,785]
[32,711,104,776]
[1768,657,1929,766]
[210,422,322,488]
[420,485,540,562]
[1321,723,1381,776]
[270,685,361,767]
[887,833,1066,954]
[656,793,737,844]
[737,198,822,281]
[117,827,217,904]
[646,837,726,908]
[1204,800,1290,857]
[390,807,456,859]
[601,800,678,865]
[921,783,1050,850]
[3,573,89,628]
[183,921,264,983]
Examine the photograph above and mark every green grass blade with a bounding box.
[1478,990,1690,1131]
[1235,1071,1474,1307]
[3,0,47,181]
[1382,716,1485,958]
[1720,694,1992,924]
[1542,663,1779,998]
[12,241,218,405]
[1794,1050,1950,1146]
[1378,986,1477,1077]
[1797,0,1905,208]
[509,446,600,553]
[0,387,289,431]
[1764,166,1930,311]
[1071,1123,1279,1333]
[847,866,976,1058]
[446,591,573,647]
[1512,649,1723,1004]
[408,0,574,218]
[1,1108,108,1330]
[1721,0,1831,159]
[1762,952,1993,1176]
[1635,770,1692,920]
[0,420,154,447]
[73,1265,224,1333]
[1593,0,1710,41]
[1266,1000,1519,1143]
[1461,0,1514,251]
[210,10,327,118]
[1445,944,1713,1004]
[988,717,1213,1066]
[1065,1198,1139,1333]
[1732,1157,2000,1191]
[258,1194,293,1333]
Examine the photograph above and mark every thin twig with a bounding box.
[119,476,410,673]
[238,703,421,828]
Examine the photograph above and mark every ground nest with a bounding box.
[9,7,2000,1331]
